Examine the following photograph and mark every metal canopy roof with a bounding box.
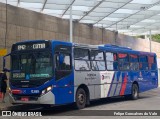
[2,0,160,36]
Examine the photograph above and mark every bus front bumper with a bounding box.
[9,91,55,104]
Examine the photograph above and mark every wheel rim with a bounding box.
[78,93,85,105]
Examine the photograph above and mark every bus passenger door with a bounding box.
[53,45,74,105]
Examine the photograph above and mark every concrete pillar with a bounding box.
[158,69,160,87]
[157,58,160,87]
[149,30,152,52]
[70,6,73,42]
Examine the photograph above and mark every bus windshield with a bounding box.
[11,52,53,80]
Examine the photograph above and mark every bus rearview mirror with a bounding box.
[3,53,11,72]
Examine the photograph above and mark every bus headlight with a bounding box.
[41,86,52,95]
[47,86,52,91]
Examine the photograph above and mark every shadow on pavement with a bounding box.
[1,94,151,116]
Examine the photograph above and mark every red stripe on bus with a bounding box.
[120,75,127,96]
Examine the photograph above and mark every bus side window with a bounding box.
[74,48,90,71]
[139,55,148,70]
[129,54,139,71]
[90,50,106,71]
[106,52,118,70]
[56,53,71,70]
[118,53,129,71]
[148,55,157,70]
[55,53,72,80]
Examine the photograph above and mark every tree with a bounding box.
[152,34,160,43]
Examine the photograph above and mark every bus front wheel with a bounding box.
[131,83,139,100]
[76,88,86,109]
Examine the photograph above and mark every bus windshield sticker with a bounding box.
[30,74,50,78]
[13,73,25,78]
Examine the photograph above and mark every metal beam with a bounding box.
[129,22,160,35]
[106,0,160,29]
[120,11,160,31]
[61,0,76,17]
[94,0,133,25]
[121,26,160,36]
[119,2,160,34]
[41,0,48,12]
[78,0,105,22]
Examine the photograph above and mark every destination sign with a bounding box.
[17,43,45,50]
[12,41,50,51]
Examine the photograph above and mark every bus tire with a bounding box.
[131,83,139,100]
[76,88,86,109]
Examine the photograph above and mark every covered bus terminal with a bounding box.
[0,0,160,118]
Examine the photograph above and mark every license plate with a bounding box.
[21,97,29,101]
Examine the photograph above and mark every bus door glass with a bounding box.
[54,45,72,80]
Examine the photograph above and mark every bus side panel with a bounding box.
[128,71,151,93]
[136,70,158,93]
[53,73,74,105]
[123,71,139,95]
[74,69,158,101]
[119,72,129,96]
[117,70,157,96]
[149,71,158,89]
[115,72,132,96]
[114,72,123,96]
[107,72,117,97]
[53,87,74,105]
[144,70,158,91]
[107,71,132,97]
[112,71,140,96]
[100,71,115,98]
[143,70,152,92]
[74,71,102,101]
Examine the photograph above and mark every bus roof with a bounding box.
[13,40,156,56]
[99,45,156,56]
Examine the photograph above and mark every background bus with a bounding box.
[3,40,158,109]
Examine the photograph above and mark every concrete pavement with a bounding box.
[0,88,160,118]
[0,92,11,110]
